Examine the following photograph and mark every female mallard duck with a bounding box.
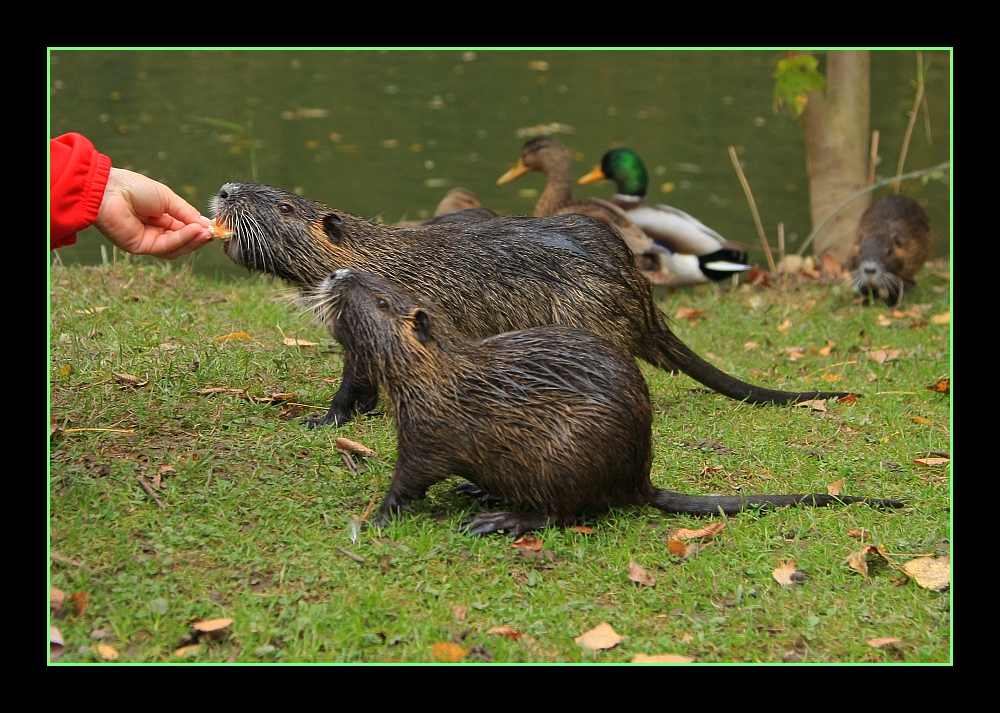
[578,147,752,286]
[496,135,674,285]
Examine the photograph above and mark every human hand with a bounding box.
[93,168,214,259]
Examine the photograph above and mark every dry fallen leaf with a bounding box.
[51,626,65,662]
[846,529,869,539]
[796,398,827,412]
[213,331,252,342]
[671,521,726,540]
[826,479,844,496]
[867,637,902,649]
[902,556,950,590]
[94,643,120,660]
[452,605,468,621]
[174,644,203,657]
[868,348,903,364]
[192,617,234,633]
[69,591,89,616]
[926,378,950,394]
[930,311,949,325]
[913,457,949,466]
[907,414,933,425]
[432,641,471,662]
[486,625,522,640]
[627,560,656,587]
[281,337,319,347]
[575,622,623,651]
[336,437,377,458]
[667,539,688,557]
[772,560,802,586]
[512,535,544,551]
[569,525,594,534]
[632,653,696,663]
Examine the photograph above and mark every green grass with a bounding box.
[48,258,951,664]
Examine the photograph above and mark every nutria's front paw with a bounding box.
[304,407,354,429]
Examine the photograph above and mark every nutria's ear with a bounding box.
[322,213,344,244]
[412,309,431,344]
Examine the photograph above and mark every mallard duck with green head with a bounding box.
[579,147,752,287]
[496,135,675,285]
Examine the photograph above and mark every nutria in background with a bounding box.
[848,195,934,305]
[309,269,903,535]
[211,182,853,428]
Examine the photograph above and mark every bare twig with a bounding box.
[335,546,366,564]
[894,51,927,194]
[868,130,880,188]
[137,475,166,510]
[728,145,776,273]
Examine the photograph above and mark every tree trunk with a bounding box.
[798,51,871,267]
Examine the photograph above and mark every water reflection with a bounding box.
[49,49,950,280]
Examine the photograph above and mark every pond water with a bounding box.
[48,49,951,281]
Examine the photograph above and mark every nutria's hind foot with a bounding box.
[462,511,559,537]
[452,481,505,504]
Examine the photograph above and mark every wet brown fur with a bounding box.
[848,195,934,305]
[309,270,903,536]
[211,182,853,427]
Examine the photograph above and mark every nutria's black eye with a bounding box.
[278,202,294,215]
[377,298,389,311]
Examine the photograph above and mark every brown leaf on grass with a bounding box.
[281,337,319,347]
[777,319,793,333]
[69,591,89,616]
[51,626,65,662]
[810,342,834,357]
[847,529,869,539]
[674,307,705,324]
[667,539,688,557]
[698,465,725,477]
[432,641,471,662]
[512,535,544,551]
[336,437,377,458]
[569,525,594,534]
[632,653,696,663]
[452,605,468,621]
[795,399,827,412]
[671,521,726,540]
[930,311,949,325]
[847,545,883,580]
[152,464,176,489]
[213,331,252,342]
[93,643,120,660]
[574,622,623,651]
[772,560,803,586]
[902,556,950,590]
[628,560,656,587]
[826,479,844,496]
[76,305,110,315]
[868,349,902,364]
[867,637,902,649]
[927,378,950,394]
[174,644,202,658]
[486,625,522,640]
[821,373,841,382]
[51,586,66,613]
[913,457,949,466]
[192,617,234,633]
[907,414,933,425]
[113,372,149,388]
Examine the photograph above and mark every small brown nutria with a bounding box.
[308,269,904,536]
[848,195,934,305]
[210,182,854,428]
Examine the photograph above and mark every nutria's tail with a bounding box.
[650,328,856,405]
[652,490,904,515]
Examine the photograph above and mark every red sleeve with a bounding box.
[50,133,112,250]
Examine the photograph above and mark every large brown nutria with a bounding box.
[210,182,853,428]
[848,195,934,305]
[309,269,903,536]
